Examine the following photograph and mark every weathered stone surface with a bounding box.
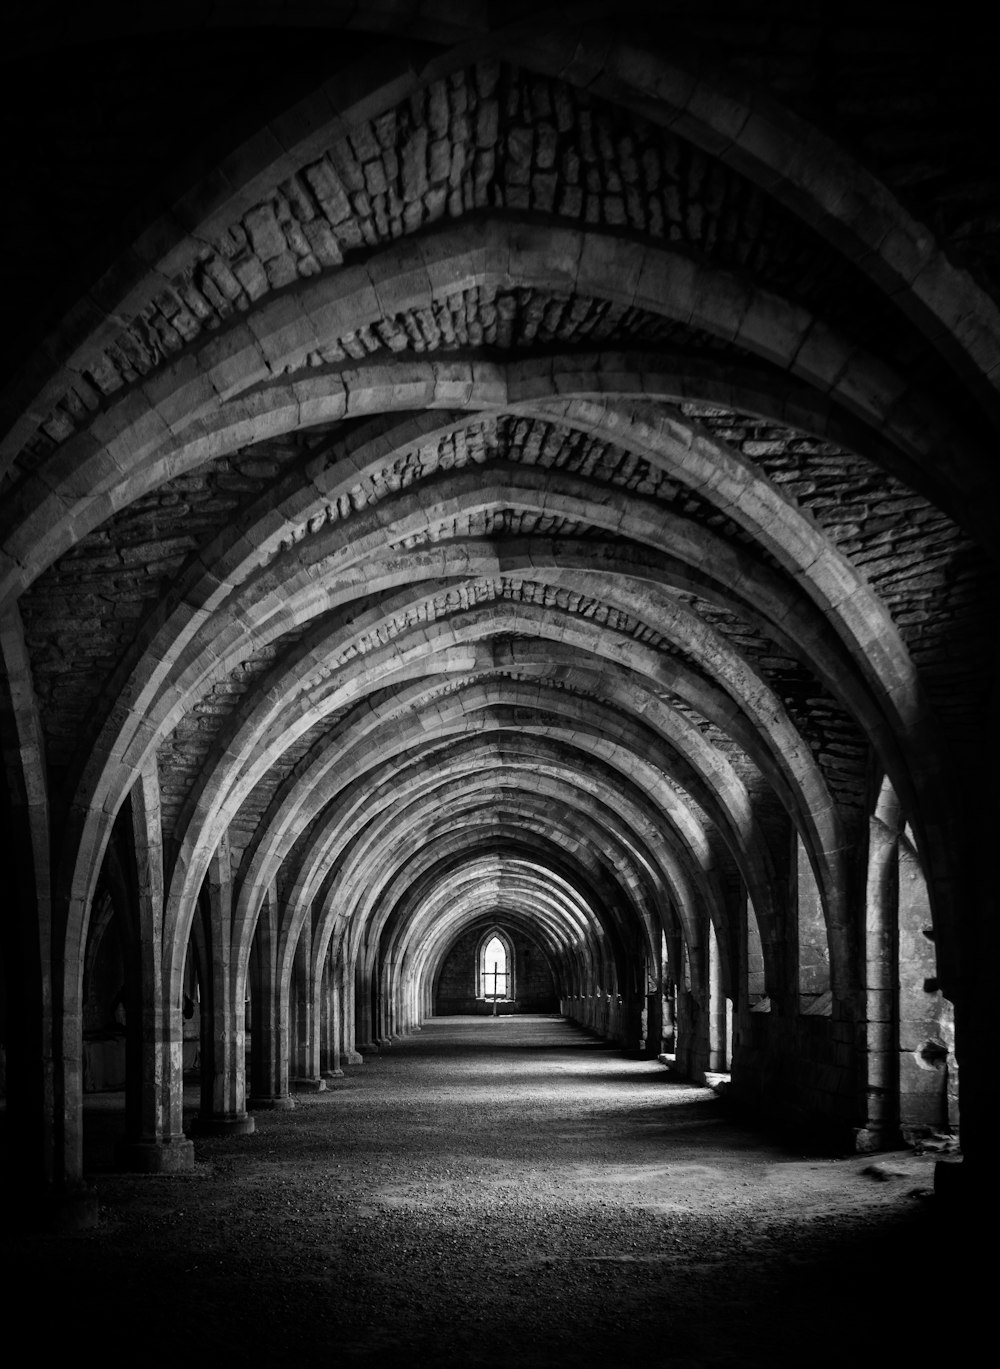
[18,63,954,474]
[2,10,994,1227]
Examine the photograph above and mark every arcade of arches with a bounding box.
[1,4,997,1230]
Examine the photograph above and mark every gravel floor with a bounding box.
[2,1016,973,1366]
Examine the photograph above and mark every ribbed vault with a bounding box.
[2,4,996,1206]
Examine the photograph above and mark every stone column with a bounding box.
[897,841,956,1139]
[248,885,294,1109]
[2,819,102,1225]
[354,952,379,1055]
[643,980,663,1059]
[0,608,93,1226]
[661,980,675,1052]
[190,835,254,1137]
[339,952,364,1065]
[857,813,898,1151]
[795,834,830,1014]
[319,953,343,1079]
[376,952,397,1047]
[708,921,728,1071]
[117,762,195,1172]
[291,917,325,1092]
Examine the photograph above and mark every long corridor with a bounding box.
[5,1018,962,1367]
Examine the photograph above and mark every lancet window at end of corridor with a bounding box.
[479,931,511,1000]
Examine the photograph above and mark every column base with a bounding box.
[356,1042,379,1055]
[115,1136,195,1174]
[852,1124,901,1154]
[291,1076,326,1092]
[249,1094,295,1111]
[321,1068,344,1079]
[343,1050,364,1065]
[190,1113,256,1138]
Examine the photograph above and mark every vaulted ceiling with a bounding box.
[2,4,997,1006]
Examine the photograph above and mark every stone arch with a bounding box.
[6,6,998,471]
[4,6,996,1208]
[8,216,995,612]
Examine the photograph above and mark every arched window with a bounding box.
[478,929,514,1000]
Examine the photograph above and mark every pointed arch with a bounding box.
[478,926,514,1003]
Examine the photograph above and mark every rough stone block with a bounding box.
[199,323,270,401]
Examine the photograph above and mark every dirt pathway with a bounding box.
[3,1016,970,1366]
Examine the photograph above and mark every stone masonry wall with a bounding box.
[729,1002,860,1147]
